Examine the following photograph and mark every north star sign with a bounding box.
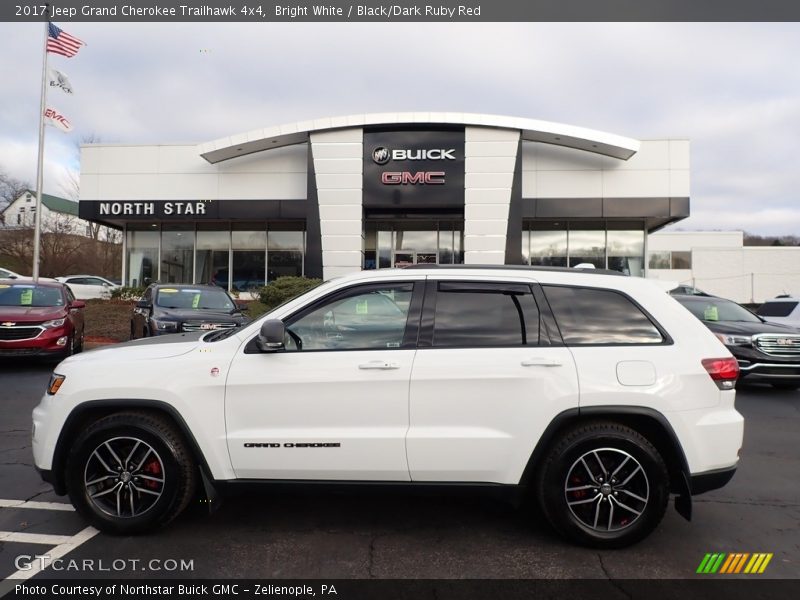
[98,201,209,216]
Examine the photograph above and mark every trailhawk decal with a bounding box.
[244,442,341,448]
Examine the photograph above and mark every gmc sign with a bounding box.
[381,171,446,185]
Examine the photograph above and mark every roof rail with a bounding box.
[401,264,627,276]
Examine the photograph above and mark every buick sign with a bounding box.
[373,147,456,163]
[372,147,390,165]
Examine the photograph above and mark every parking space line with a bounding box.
[0,531,73,545]
[0,499,74,512]
[4,526,99,581]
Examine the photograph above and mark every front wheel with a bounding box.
[536,421,669,548]
[65,411,197,534]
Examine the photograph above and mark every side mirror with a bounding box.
[256,319,285,353]
[70,300,86,309]
[135,299,150,309]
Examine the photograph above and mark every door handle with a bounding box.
[521,357,563,367]
[358,361,400,370]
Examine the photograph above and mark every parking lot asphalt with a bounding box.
[0,356,798,582]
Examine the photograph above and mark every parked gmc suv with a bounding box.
[33,267,744,548]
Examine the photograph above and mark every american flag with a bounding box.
[46,24,85,58]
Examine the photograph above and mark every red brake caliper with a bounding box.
[570,474,586,500]
[142,459,162,489]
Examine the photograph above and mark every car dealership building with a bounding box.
[78,113,690,290]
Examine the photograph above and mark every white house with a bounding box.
[1,190,93,237]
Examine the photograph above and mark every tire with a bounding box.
[74,330,84,354]
[771,383,800,391]
[65,411,197,534]
[535,421,669,549]
[63,334,75,358]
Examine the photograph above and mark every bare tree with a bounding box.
[0,169,32,214]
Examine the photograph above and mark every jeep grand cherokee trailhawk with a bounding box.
[33,266,744,548]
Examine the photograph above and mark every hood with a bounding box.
[704,320,800,336]
[58,331,206,366]
[0,305,65,323]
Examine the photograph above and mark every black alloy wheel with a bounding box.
[536,421,669,548]
[66,411,197,534]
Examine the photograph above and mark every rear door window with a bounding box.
[543,285,664,345]
[431,282,541,348]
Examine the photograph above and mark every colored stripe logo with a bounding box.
[697,553,773,574]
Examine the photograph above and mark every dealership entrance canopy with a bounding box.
[78,113,690,289]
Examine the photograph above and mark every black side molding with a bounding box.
[690,466,737,496]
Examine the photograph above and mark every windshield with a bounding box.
[678,297,762,323]
[0,283,64,307]
[156,288,235,311]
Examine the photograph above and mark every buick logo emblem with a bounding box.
[372,147,390,165]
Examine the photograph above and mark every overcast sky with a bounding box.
[1,22,799,234]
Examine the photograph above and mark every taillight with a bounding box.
[702,357,739,390]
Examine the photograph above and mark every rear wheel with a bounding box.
[65,411,197,534]
[536,421,669,548]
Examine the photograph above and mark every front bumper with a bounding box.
[0,329,71,357]
[729,346,800,383]
[737,361,800,382]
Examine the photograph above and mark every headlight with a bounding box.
[42,318,66,328]
[47,374,66,395]
[714,332,751,346]
[151,319,178,332]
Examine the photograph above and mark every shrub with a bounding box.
[258,276,322,310]
[109,286,146,301]
[242,300,270,320]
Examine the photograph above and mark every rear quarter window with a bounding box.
[757,302,798,318]
[543,285,665,345]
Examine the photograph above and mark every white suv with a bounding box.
[32,266,744,547]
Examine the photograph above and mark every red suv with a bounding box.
[0,279,85,358]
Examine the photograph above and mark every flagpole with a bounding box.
[32,18,49,282]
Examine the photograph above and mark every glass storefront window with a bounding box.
[530,230,568,267]
[568,229,606,269]
[523,222,644,273]
[161,225,195,284]
[126,226,158,287]
[365,221,463,268]
[607,230,644,276]
[364,228,377,270]
[268,226,304,282]
[520,230,530,265]
[394,225,438,266]
[672,251,692,269]
[377,229,392,269]
[232,225,267,293]
[195,228,230,289]
[648,252,671,269]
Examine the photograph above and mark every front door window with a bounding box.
[286,283,414,351]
